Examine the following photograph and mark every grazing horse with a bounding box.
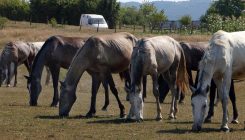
[128,36,189,121]
[158,42,238,123]
[191,30,245,132]
[0,41,50,87]
[59,32,137,118]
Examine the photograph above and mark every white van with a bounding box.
[80,14,108,29]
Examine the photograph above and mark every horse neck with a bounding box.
[197,56,215,92]
[31,48,47,80]
[64,48,89,88]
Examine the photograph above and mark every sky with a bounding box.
[118,0,189,3]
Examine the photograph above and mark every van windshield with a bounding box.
[88,18,105,24]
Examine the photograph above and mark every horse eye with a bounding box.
[203,105,207,109]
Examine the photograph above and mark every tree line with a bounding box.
[0,0,119,29]
[0,0,244,33]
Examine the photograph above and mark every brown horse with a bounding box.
[0,41,50,87]
[59,32,137,118]
[128,36,189,121]
[25,35,130,110]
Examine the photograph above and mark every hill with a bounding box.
[120,0,213,20]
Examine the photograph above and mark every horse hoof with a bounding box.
[178,101,184,104]
[168,116,175,120]
[156,117,162,121]
[85,112,95,118]
[101,107,107,111]
[136,118,143,123]
[7,84,10,87]
[231,119,239,124]
[50,103,58,107]
[204,118,212,123]
[220,127,230,132]
[120,113,126,119]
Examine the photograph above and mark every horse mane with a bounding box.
[31,37,56,76]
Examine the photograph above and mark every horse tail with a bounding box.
[176,45,189,93]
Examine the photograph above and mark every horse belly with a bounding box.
[232,65,245,80]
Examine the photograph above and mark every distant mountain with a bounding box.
[120,0,213,21]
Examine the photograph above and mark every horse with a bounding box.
[158,42,238,124]
[59,32,137,118]
[0,41,50,87]
[191,30,245,132]
[128,36,189,121]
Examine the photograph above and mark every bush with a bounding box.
[0,17,8,29]
[49,17,57,28]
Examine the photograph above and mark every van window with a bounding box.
[88,18,105,25]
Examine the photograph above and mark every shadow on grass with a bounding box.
[157,127,239,134]
[87,118,157,124]
[35,114,117,120]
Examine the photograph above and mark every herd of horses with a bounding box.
[0,30,244,132]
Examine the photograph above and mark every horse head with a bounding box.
[190,85,209,131]
[59,81,77,117]
[24,75,42,106]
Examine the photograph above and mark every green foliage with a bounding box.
[201,0,245,33]
[49,17,57,28]
[0,16,8,29]
[120,7,143,25]
[179,15,192,26]
[205,14,223,33]
[97,0,120,29]
[0,0,30,21]
[215,0,244,18]
[150,10,167,30]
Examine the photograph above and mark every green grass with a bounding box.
[0,21,245,140]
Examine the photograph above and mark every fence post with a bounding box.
[97,20,99,32]
[29,15,32,27]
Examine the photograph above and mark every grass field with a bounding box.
[0,21,245,140]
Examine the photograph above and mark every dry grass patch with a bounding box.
[1,21,244,139]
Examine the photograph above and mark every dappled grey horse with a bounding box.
[0,41,50,87]
[128,36,189,121]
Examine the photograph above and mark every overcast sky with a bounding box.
[118,0,189,3]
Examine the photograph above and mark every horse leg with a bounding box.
[107,74,126,118]
[49,65,60,107]
[214,72,231,132]
[194,70,199,88]
[204,80,216,123]
[45,67,51,86]
[143,75,147,100]
[229,80,238,124]
[86,75,101,118]
[24,60,31,73]
[13,62,18,87]
[151,73,162,121]
[101,80,109,111]
[6,64,11,87]
[158,75,170,103]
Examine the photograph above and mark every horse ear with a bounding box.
[190,86,196,94]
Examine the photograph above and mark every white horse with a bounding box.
[191,30,245,132]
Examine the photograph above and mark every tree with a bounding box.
[149,10,167,31]
[139,2,157,31]
[179,15,192,27]
[203,0,244,19]
[97,0,120,29]
[215,0,244,18]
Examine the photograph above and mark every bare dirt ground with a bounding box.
[0,21,245,140]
